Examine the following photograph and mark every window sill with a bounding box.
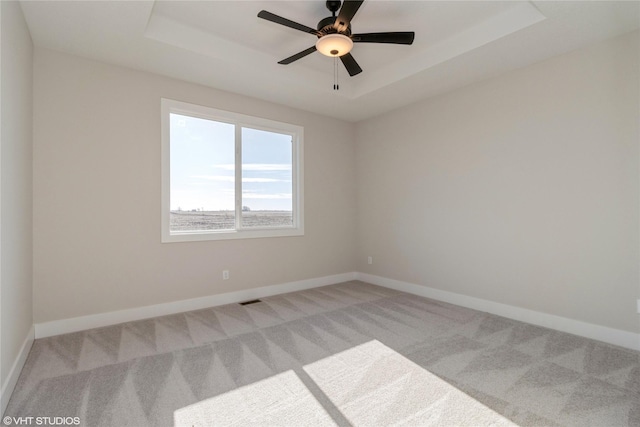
[161,227,304,243]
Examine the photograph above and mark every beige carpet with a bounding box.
[4,281,639,426]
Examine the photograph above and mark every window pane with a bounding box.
[170,113,235,231]
[241,127,293,228]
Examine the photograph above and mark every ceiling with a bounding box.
[20,1,640,122]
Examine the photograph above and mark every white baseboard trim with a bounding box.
[35,272,358,339]
[32,271,640,352]
[357,272,640,352]
[1,325,34,416]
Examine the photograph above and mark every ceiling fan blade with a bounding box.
[258,10,320,36]
[340,53,363,76]
[334,0,364,32]
[278,46,317,64]
[352,32,415,45]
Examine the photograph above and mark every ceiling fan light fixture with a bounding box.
[316,34,353,57]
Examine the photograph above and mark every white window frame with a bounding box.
[161,98,304,243]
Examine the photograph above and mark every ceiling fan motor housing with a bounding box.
[317,16,351,36]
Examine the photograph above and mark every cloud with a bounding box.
[210,164,234,171]
[243,177,287,183]
[191,175,288,183]
[213,163,291,171]
[191,175,234,182]
[242,193,292,199]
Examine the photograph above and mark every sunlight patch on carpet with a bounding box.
[303,340,517,426]
[174,339,518,426]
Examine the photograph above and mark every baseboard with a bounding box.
[1,325,34,416]
[357,272,640,352]
[32,270,640,351]
[35,272,358,338]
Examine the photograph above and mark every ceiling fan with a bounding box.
[257,0,415,77]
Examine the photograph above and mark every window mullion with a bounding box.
[235,124,242,230]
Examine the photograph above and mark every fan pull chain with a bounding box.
[333,57,339,91]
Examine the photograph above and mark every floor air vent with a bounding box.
[239,299,262,306]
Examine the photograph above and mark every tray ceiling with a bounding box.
[20,1,640,121]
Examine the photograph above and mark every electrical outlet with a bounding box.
[223,270,229,280]
[367,256,373,265]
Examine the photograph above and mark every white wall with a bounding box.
[33,49,357,323]
[356,31,640,333]
[1,0,33,412]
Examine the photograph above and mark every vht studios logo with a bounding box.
[3,416,80,426]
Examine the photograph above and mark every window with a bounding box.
[161,99,304,242]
